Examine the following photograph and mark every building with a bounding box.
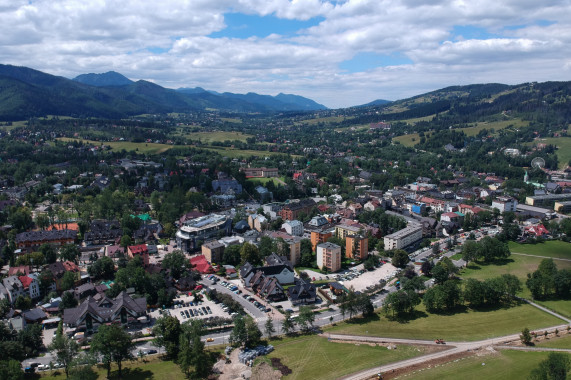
[279,199,316,221]
[492,197,518,213]
[18,275,40,299]
[554,201,571,213]
[202,240,225,263]
[211,179,242,194]
[15,229,77,252]
[240,261,295,286]
[176,214,232,252]
[383,226,423,250]
[310,230,333,252]
[248,214,267,232]
[47,261,80,292]
[346,235,368,261]
[335,223,361,240]
[241,167,279,178]
[127,244,149,266]
[287,278,317,306]
[268,231,302,266]
[316,242,341,272]
[282,220,304,236]
[62,291,147,331]
[526,193,571,208]
[2,276,25,303]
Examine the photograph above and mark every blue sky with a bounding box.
[0,1,569,108]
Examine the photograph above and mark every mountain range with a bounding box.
[0,65,327,120]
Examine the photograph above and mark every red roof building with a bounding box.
[8,265,30,276]
[524,224,550,237]
[189,255,213,274]
[127,244,149,266]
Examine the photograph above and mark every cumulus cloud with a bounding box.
[0,0,570,108]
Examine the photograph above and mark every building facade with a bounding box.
[383,226,423,250]
[316,242,341,272]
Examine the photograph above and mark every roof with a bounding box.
[8,265,30,276]
[63,291,146,326]
[18,276,34,289]
[22,308,47,321]
[128,244,148,254]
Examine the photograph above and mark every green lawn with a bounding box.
[457,118,528,137]
[537,332,571,348]
[535,299,571,319]
[403,349,564,380]
[247,177,286,186]
[392,133,420,147]
[39,357,185,380]
[531,136,571,169]
[508,241,571,259]
[57,138,177,154]
[185,131,252,143]
[264,334,427,380]
[202,146,288,158]
[328,303,562,342]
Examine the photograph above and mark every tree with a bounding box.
[297,306,316,333]
[161,250,187,280]
[87,256,115,280]
[461,240,479,264]
[245,316,262,347]
[259,236,274,257]
[229,314,247,347]
[18,323,44,358]
[40,243,57,264]
[13,295,31,310]
[520,327,533,346]
[554,269,571,299]
[178,320,209,379]
[60,271,77,291]
[0,299,10,319]
[48,323,79,378]
[152,315,181,358]
[432,242,440,255]
[282,311,296,335]
[501,274,522,302]
[90,324,134,379]
[528,352,570,380]
[222,244,242,266]
[0,360,23,380]
[391,250,410,268]
[240,243,261,266]
[420,260,433,276]
[463,278,486,307]
[383,289,420,317]
[265,317,275,339]
[527,259,558,299]
[60,244,81,263]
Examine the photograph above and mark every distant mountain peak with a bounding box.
[73,71,133,87]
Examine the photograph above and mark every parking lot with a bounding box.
[148,291,231,324]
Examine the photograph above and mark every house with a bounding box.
[18,275,40,299]
[310,230,333,251]
[287,278,317,306]
[282,220,304,236]
[492,197,518,213]
[73,283,97,300]
[524,224,550,237]
[8,265,30,276]
[127,244,149,266]
[267,231,302,266]
[240,260,295,286]
[248,214,267,232]
[84,220,122,245]
[22,308,47,324]
[2,276,25,303]
[175,275,197,291]
[47,261,80,291]
[62,291,147,330]
[253,276,286,302]
[212,178,242,194]
[189,255,213,274]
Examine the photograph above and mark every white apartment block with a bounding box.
[316,242,342,272]
[384,226,423,250]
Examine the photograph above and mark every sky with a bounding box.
[0,0,570,108]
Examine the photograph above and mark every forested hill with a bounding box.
[0,64,327,120]
[334,82,571,127]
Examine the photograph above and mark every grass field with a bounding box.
[57,138,176,154]
[298,115,355,126]
[457,118,528,137]
[537,332,571,348]
[508,241,571,259]
[40,357,184,380]
[264,334,427,380]
[202,146,287,158]
[393,133,420,147]
[185,131,253,143]
[328,303,561,342]
[531,136,571,169]
[220,117,242,123]
[402,349,563,380]
[247,177,286,186]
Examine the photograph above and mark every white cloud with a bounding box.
[0,0,570,108]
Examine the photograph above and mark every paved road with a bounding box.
[336,323,571,380]
[521,298,571,323]
[511,252,571,262]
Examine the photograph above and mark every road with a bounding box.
[336,323,571,380]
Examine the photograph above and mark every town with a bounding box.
[0,81,570,380]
